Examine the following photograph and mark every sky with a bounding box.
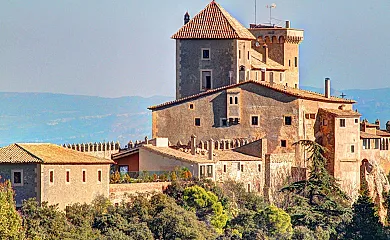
[1,0,390,98]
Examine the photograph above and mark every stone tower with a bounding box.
[172,1,256,99]
[249,22,304,88]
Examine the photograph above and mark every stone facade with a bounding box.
[0,164,38,206]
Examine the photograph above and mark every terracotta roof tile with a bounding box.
[0,143,114,164]
[376,130,390,137]
[172,1,255,40]
[148,81,356,110]
[142,145,261,164]
[360,131,381,139]
[319,108,361,117]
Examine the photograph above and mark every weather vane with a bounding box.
[266,3,276,26]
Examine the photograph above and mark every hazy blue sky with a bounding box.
[1,0,389,97]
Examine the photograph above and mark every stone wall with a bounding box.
[63,142,120,160]
[109,182,171,204]
[40,164,110,210]
[153,82,300,154]
[0,164,37,207]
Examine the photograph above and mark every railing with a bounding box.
[110,169,193,184]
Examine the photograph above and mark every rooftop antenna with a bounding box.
[254,0,257,25]
[266,3,276,26]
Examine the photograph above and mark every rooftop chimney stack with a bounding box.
[208,139,214,161]
[262,44,268,64]
[325,78,331,98]
[184,12,190,25]
[386,121,390,132]
[190,134,196,155]
[285,20,290,28]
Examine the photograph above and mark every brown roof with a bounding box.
[377,130,390,137]
[360,131,381,139]
[112,148,139,160]
[0,143,114,164]
[172,1,255,40]
[250,49,286,71]
[319,108,361,117]
[142,145,260,164]
[148,81,356,110]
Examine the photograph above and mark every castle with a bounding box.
[143,0,390,202]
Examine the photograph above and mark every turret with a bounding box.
[184,12,190,25]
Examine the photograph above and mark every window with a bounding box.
[230,97,233,104]
[98,170,102,183]
[286,83,288,87]
[295,84,298,88]
[281,140,287,147]
[256,72,258,80]
[284,116,292,125]
[247,51,250,60]
[200,166,205,177]
[351,145,355,153]
[289,60,291,66]
[11,170,23,186]
[251,116,259,126]
[240,164,244,172]
[322,119,328,126]
[66,170,70,183]
[206,165,213,178]
[237,162,240,171]
[310,114,316,119]
[375,139,380,149]
[201,70,212,90]
[235,97,238,104]
[355,118,359,124]
[294,57,298,67]
[202,48,210,60]
[269,72,274,83]
[305,114,310,119]
[247,184,251,193]
[239,50,241,59]
[189,103,194,110]
[49,170,54,184]
[340,119,346,127]
[82,170,86,183]
[258,164,261,172]
[363,139,370,149]
[195,118,201,126]
[223,165,227,173]
[280,72,283,82]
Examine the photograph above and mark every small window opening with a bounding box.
[49,171,54,183]
[340,119,346,127]
[251,116,259,126]
[351,145,355,153]
[235,97,238,104]
[189,103,194,110]
[195,118,201,126]
[223,165,227,173]
[82,170,86,183]
[66,171,70,183]
[202,49,210,59]
[281,140,287,147]
[284,116,292,125]
[230,97,233,104]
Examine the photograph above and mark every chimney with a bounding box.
[208,139,214,161]
[184,12,190,25]
[375,119,380,127]
[325,78,331,98]
[190,134,196,155]
[262,44,268,64]
[285,20,290,28]
[386,121,390,132]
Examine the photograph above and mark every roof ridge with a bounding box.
[14,143,44,163]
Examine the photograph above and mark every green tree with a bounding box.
[281,140,351,238]
[255,204,293,239]
[0,180,22,240]
[345,191,386,240]
[183,185,229,232]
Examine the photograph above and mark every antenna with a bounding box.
[254,0,257,25]
[266,3,276,26]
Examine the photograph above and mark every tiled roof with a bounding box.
[250,49,286,71]
[0,143,114,164]
[377,130,390,137]
[172,1,255,40]
[319,108,361,117]
[360,131,381,139]
[112,148,139,160]
[0,144,42,163]
[148,81,356,110]
[142,145,260,164]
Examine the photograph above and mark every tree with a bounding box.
[0,180,22,239]
[281,140,351,238]
[255,204,293,239]
[345,190,386,240]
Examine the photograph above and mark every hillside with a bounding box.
[1,87,390,147]
[0,92,172,146]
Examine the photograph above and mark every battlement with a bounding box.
[63,141,120,160]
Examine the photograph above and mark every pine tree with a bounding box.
[345,190,386,240]
[0,180,22,239]
[281,140,351,237]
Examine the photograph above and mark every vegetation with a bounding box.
[4,140,390,239]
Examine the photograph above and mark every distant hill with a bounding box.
[1,87,390,147]
[0,93,172,147]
